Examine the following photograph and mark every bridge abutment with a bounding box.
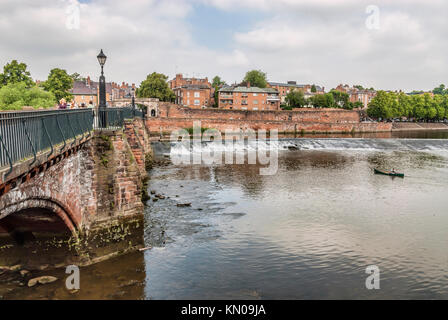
[0,118,153,269]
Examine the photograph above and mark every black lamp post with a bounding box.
[97,49,107,127]
[131,87,135,107]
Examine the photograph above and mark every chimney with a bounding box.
[247,81,251,88]
[132,83,135,90]
[86,76,91,87]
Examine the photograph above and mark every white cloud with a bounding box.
[0,0,447,91]
[217,50,249,68]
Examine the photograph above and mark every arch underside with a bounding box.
[0,198,78,244]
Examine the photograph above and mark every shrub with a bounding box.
[0,82,56,110]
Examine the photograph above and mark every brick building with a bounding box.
[69,76,135,107]
[268,81,325,103]
[334,84,376,109]
[218,84,281,111]
[170,74,214,108]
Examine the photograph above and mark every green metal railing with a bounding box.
[0,106,144,176]
[0,109,93,175]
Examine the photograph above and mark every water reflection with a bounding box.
[143,138,448,299]
[2,132,448,299]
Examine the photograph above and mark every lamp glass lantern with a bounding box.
[97,49,107,68]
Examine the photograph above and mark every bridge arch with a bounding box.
[0,198,78,244]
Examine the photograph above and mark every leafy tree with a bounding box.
[285,90,306,108]
[310,93,334,108]
[330,89,350,108]
[242,70,267,88]
[352,101,364,109]
[367,91,394,119]
[311,84,317,93]
[0,82,56,110]
[212,76,225,88]
[42,68,74,102]
[354,85,365,90]
[137,72,175,102]
[212,76,226,107]
[70,72,85,81]
[433,84,447,96]
[0,60,34,88]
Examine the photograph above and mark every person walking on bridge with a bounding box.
[58,98,67,109]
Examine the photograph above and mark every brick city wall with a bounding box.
[146,103,392,134]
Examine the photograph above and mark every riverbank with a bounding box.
[392,122,448,131]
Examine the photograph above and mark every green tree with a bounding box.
[137,72,175,102]
[367,91,394,119]
[0,82,56,110]
[285,90,306,108]
[212,76,225,88]
[310,93,334,108]
[212,76,226,108]
[311,84,317,93]
[243,70,267,88]
[70,72,85,81]
[330,89,350,108]
[42,68,74,102]
[433,84,447,96]
[0,60,34,88]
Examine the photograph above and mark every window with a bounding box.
[194,92,200,98]
[242,107,247,110]
[187,92,190,97]
[194,99,200,105]
[253,107,258,111]
[253,100,258,104]
[187,99,190,105]
[253,93,258,97]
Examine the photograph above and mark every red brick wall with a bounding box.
[146,103,392,133]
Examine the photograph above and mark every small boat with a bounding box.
[374,168,404,178]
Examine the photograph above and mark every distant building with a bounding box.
[334,84,376,109]
[170,74,214,108]
[268,81,325,103]
[69,76,135,107]
[218,84,280,111]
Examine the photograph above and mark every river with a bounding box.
[1,130,448,299]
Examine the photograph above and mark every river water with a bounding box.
[1,130,448,299]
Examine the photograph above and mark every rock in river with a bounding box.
[177,203,192,207]
[28,276,58,287]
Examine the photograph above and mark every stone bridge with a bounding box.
[0,109,152,268]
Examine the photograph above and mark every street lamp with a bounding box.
[131,87,135,108]
[97,49,107,127]
[97,49,107,108]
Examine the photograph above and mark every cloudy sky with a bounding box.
[0,0,446,92]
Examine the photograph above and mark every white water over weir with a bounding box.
[164,138,448,155]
